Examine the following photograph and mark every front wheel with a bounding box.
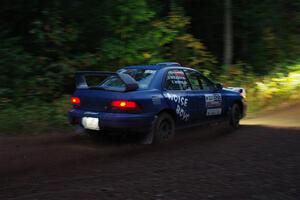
[229,103,241,129]
[142,113,175,144]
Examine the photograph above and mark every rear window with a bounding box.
[100,69,157,90]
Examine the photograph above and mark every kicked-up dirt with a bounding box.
[0,104,300,200]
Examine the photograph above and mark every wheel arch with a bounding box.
[232,99,244,115]
[157,108,177,122]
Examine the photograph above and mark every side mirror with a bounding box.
[215,83,223,90]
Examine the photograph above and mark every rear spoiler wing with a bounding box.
[75,71,139,92]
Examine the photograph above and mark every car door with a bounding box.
[184,70,224,122]
[162,69,199,125]
[199,74,225,121]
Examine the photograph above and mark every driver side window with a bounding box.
[199,76,215,91]
[185,70,215,91]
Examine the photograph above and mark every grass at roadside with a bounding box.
[246,64,300,116]
[0,95,73,135]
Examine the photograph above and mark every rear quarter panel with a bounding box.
[126,89,168,115]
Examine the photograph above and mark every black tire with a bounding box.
[142,113,175,144]
[229,103,242,129]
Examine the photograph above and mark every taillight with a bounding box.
[111,100,137,109]
[71,97,80,105]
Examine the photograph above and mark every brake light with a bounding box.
[111,100,137,109]
[71,97,80,105]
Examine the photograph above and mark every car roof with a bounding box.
[123,62,196,71]
[124,65,163,70]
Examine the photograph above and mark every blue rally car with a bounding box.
[68,62,247,144]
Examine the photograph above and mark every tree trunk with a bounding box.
[223,0,233,66]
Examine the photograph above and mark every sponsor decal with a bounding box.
[167,70,188,85]
[166,93,188,107]
[204,93,222,108]
[204,93,222,115]
[165,92,190,121]
[176,104,190,121]
[206,108,222,116]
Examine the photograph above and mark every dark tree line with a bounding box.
[0,0,299,102]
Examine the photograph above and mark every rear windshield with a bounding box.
[100,69,157,90]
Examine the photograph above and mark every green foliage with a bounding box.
[0,36,35,102]
[0,96,72,134]
[249,64,300,112]
[0,0,299,133]
[158,4,217,71]
[98,1,216,68]
[0,0,218,133]
[219,63,300,114]
[233,0,300,73]
[100,0,157,65]
[1,0,217,102]
[28,11,80,99]
[219,62,255,86]
[169,34,217,70]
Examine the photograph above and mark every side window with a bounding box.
[198,75,215,91]
[184,70,202,90]
[165,69,191,90]
[185,70,215,91]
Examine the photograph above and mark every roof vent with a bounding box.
[157,62,181,67]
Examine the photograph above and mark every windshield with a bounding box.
[100,69,157,90]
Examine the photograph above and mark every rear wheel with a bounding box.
[229,103,241,129]
[142,113,175,144]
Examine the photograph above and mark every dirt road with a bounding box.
[1,105,300,200]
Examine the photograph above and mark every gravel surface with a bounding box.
[1,105,300,200]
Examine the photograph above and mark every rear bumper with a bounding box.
[68,109,155,132]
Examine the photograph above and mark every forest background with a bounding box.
[0,0,299,133]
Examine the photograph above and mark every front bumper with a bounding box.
[68,109,155,132]
[242,99,247,118]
